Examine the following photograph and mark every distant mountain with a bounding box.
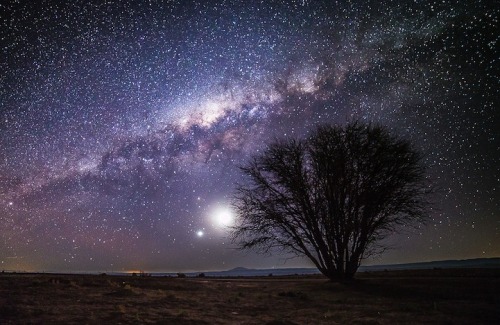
[359,257,500,271]
[226,267,250,272]
[205,267,320,277]
[185,257,500,277]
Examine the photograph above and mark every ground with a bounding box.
[0,269,498,324]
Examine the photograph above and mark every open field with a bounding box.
[0,269,498,324]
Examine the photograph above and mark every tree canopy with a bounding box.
[231,122,432,281]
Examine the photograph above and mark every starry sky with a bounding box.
[1,0,498,272]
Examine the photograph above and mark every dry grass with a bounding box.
[0,269,498,324]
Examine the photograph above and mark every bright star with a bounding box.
[212,206,234,228]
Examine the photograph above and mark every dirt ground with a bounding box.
[0,268,498,324]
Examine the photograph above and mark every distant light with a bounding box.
[196,230,204,237]
[213,206,234,228]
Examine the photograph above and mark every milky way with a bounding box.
[1,0,498,272]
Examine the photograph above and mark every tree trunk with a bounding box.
[321,260,358,282]
[321,268,356,282]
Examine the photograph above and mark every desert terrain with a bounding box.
[0,268,498,324]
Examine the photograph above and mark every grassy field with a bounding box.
[0,268,498,324]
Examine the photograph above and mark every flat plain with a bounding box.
[0,268,498,324]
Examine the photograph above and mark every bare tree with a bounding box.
[231,122,432,281]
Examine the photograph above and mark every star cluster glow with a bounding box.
[0,0,498,272]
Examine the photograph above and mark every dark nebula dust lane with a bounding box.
[0,0,498,272]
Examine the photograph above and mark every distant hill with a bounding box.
[226,267,251,272]
[359,257,500,272]
[203,267,320,277]
[176,257,500,277]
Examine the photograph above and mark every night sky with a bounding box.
[1,0,498,273]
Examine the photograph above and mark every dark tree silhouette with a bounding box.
[231,122,432,281]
